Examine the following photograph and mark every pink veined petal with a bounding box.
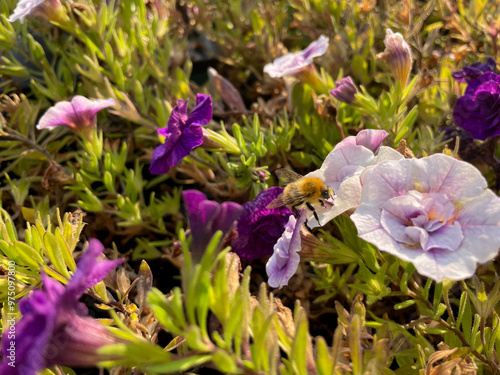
[302,35,329,59]
[69,96,115,125]
[36,101,77,129]
[353,129,389,152]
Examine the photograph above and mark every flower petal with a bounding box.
[64,239,123,301]
[186,94,212,127]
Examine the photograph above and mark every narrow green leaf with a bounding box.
[43,233,71,278]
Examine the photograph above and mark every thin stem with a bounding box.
[0,134,53,161]
[443,288,457,325]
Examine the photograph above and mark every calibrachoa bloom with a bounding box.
[0,239,123,375]
[266,212,307,288]
[304,129,403,228]
[263,35,329,78]
[37,96,115,131]
[150,94,212,175]
[452,57,497,83]
[183,190,243,262]
[330,76,359,104]
[453,71,500,140]
[377,29,412,87]
[232,187,294,260]
[8,0,65,24]
[351,154,500,282]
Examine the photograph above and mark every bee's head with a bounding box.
[321,186,334,199]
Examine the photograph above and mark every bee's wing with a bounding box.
[266,195,286,209]
[275,168,303,186]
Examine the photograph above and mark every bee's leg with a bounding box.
[306,202,321,226]
[304,220,314,233]
[291,205,300,217]
[319,199,325,207]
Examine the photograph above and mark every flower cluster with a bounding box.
[302,129,402,228]
[150,94,212,175]
[0,239,123,375]
[264,129,500,286]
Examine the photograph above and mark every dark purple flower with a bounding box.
[231,187,294,260]
[453,71,500,140]
[150,94,212,175]
[452,57,497,83]
[0,239,123,375]
[37,96,115,132]
[330,76,359,104]
[182,190,243,262]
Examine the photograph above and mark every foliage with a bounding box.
[0,0,500,374]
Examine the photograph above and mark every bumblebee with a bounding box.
[266,168,334,225]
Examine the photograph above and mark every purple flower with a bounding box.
[333,129,388,153]
[37,96,115,131]
[452,57,497,83]
[182,190,243,262]
[453,71,500,140]
[330,76,359,104]
[0,239,123,375]
[231,187,294,260]
[351,154,500,281]
[150,94,212,175]
[377,29,413,87]
[263,35,329,78]
[303,130,403,228]
[266,212,307,288]
[8,0,64,24]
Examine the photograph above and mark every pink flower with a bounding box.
[264,35,329,78]
[8,0,65,24]
[37,96,115,131]
[303,130,403,228]
[266,212,307,288]
[351,154,500,281]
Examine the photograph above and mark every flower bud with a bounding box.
[377,29,413,88]
[330,76,359,104]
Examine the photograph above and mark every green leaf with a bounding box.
[146,354,212,373]
[213,349,240,374]
[43,232,71,278]
[12,242,44,269]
